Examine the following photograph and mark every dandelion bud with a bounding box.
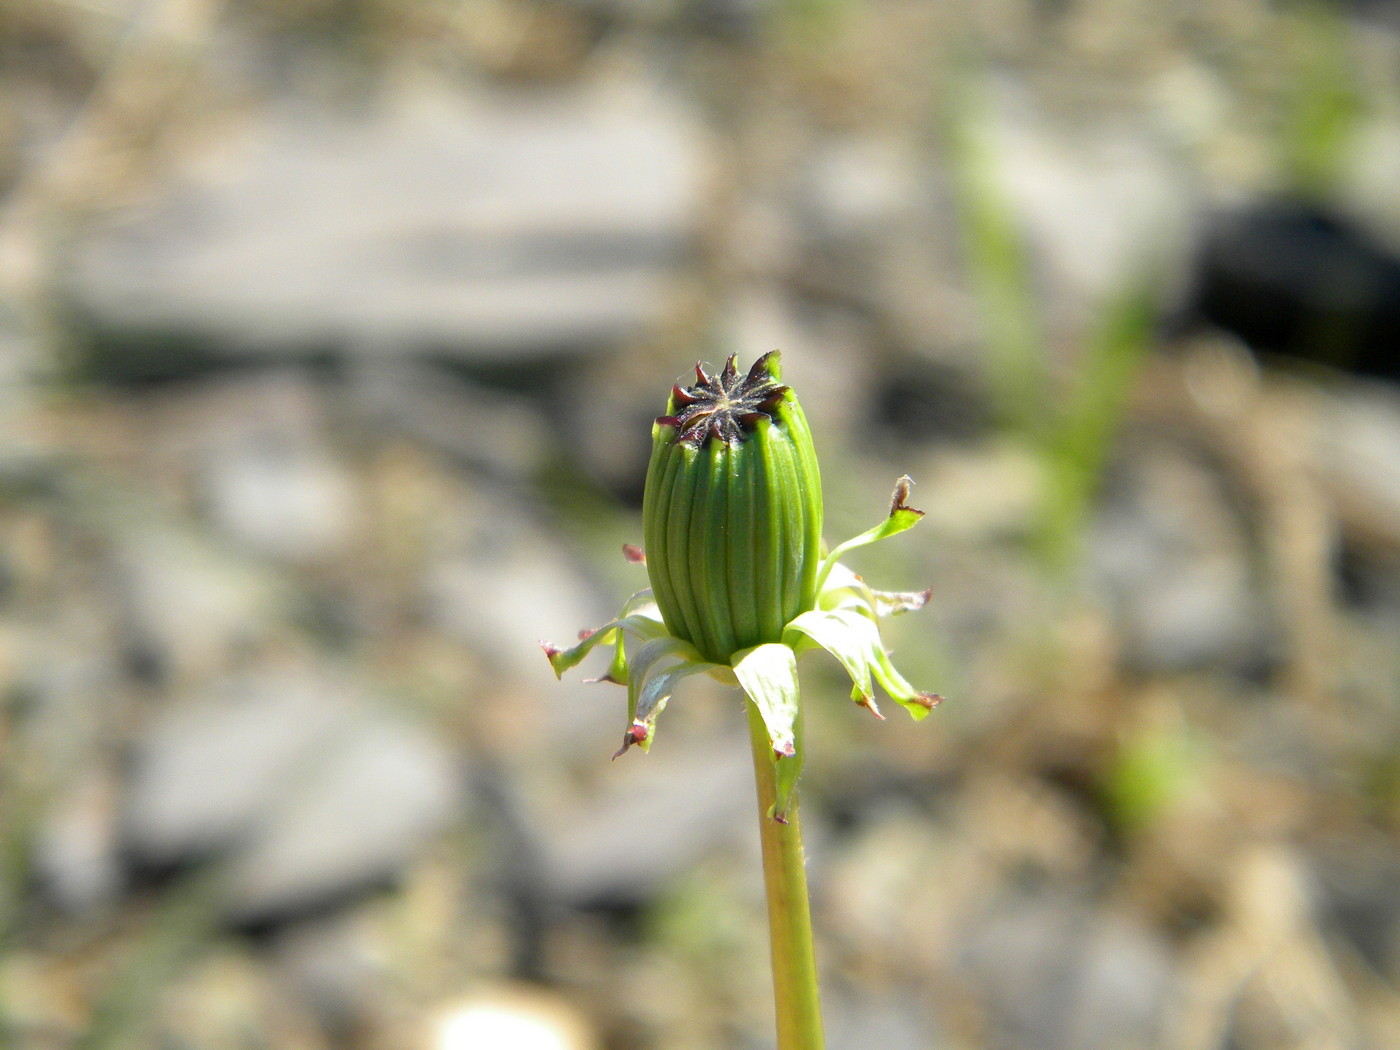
[643,352,823,665]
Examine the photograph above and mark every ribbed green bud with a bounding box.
[642,351,823,665]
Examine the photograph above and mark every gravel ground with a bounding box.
[3,1,1400,1048]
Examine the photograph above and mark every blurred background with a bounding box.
[3,0,1400,1047]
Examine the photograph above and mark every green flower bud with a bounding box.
[642,351,823,665]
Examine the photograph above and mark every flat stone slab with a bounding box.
[66,84,705,368]
[123,671,462,924]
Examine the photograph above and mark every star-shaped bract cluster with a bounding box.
[657,351,789,447]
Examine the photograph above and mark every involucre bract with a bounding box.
[642,352,823,665]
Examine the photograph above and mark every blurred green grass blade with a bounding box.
[1038,272,1158,570]
[1104,717,1208,833]
[943,67,1046,436]
[73,866,227,1050]
[1279,2,1365,200]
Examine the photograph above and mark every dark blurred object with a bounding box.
[1347,0,1400,28]
[1193,201,1400,381]
[869,359,993,449]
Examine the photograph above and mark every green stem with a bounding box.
[747,702,825,1049]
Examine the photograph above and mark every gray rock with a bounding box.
[536,732,755,905]
[270,913,390,1033]
[1314,381,1400,556]
[123,671,461,922]
[115,525,291,683]
[979,87,1199,332]
[1309,839,1400,979]
[222,713,458,922]
[827,993,939,1050]
[1061,916,1175,1050]
[195,381,359,563]
[349,361,550,479]
[422,500,611,680]
[1088,441,1271,673]
[0,313,49,419]
[798,133,922,245]
[65,82,705,371]
[959,890,1173,1050]
[35,771,124,913]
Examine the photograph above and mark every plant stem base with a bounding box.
[747,702,825,1050]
